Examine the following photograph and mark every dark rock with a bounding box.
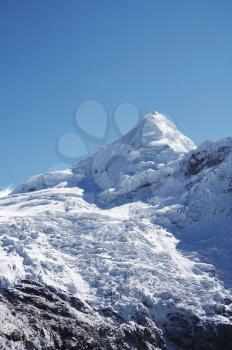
[164,311,232,350]
[1,281,232,349]
[0,281,164,350]
[185,146,231,176]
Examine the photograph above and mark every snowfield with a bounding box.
[0,112,232,349]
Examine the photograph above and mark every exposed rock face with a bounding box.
[0,281,164,350]
[185,145,231,176]
[1,281,232,350]
[164,311,232,350]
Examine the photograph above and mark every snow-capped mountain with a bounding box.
[0,113,232,350]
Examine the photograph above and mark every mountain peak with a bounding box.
[143,111,174,123]
[141,111,179,140]
[122,111,195,154]
[78,112,196,191]
[14,112,196,194]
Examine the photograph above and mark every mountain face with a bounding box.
[14,113,195,195]
[1,113,232,350]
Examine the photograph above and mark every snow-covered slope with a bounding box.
[1,113,232,350]
[72,112,195,192]
[14,112,195,194]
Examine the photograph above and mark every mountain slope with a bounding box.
[14,112,195,195]
[0,113,232,349]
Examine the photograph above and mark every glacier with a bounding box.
[0,112,232,349]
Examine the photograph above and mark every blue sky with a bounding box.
[1,0,232,188]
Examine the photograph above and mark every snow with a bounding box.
[0,186,13,198]
[0,112,232,328]
[0,191,230,324]
[13,169,84,194]
[140,112,195,153]
[69,112,195,193]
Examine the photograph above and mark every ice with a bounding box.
[1,112,232,329]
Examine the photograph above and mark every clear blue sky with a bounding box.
[1,0,232,188]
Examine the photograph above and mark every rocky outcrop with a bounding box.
[0,280,164,350]
[185,145,231,176]
[1,281,232,350]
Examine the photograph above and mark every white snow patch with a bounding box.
[0,186,13,198]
